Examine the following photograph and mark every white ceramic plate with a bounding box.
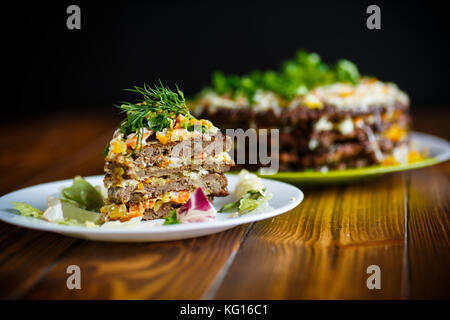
[0,174,303,242]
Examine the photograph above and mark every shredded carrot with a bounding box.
[124,203,144,221]
[127,131,153,150]
[408,150,425,163]
[384,124,406,142]
[143,199,156,209]
[174,114,184,129]
[159,159,171,168]
[382,155,399,166]
[354,116,363,124]
[171,190,190,204]
[340,90,354,98]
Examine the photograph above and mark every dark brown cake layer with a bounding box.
[194,105,410,170]
[107,173,228,204]
[105,161,233,181]
[142,195,215,220]
[129,134,232,167]
[195,101,409,127]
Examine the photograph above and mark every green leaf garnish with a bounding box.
[186,124,207,133]
[219,201,240,212]
[11,202,43,218]
[60,201,103,225]
[238,193,272,212]
[163,209,180,225]
[60,176,104,212]
[117,81,192,152]
[103,142,110,157]
[219,189,271,214]
[210,50,361,102]
[335,59,360,84]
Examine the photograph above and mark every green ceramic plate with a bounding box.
[250,132,449,185]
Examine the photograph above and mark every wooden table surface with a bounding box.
[0,109,449,300]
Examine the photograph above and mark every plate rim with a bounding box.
[0,174,303,235]
[257,131,450,179]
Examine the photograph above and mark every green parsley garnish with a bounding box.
[210,50,360,102]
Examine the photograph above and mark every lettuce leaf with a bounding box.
[238,193,272,212]
[10,176,104,227]
[60,201,103,225]
[11,202,43,218]
[219,201,239,212]
[60,176,104,211]
[220,189,271,214]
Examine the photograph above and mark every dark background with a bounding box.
[4,0,450,118]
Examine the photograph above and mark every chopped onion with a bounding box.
[43,196,64,222]
[234,169,265,200]
[177,188,216,223]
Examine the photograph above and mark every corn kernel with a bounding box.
[101,204,128,220]
[304,95,323,109]
[156,132,170,144]
[111,140,127,154]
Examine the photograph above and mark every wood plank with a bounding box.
[22,226,247,299]
[214,173,408,299]
[0,111,120,195]
[1,110,448,299]
[0,111,120,299]
[0,226,79,299]
[0,111,248,299]
[411,108,450,140]
[407,162,450,299]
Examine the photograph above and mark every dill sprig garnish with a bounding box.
[117,81,191,152]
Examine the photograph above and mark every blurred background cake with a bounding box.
[192,51,411,171]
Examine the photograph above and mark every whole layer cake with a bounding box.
[192,51,411,171]
[101,84,234,222]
